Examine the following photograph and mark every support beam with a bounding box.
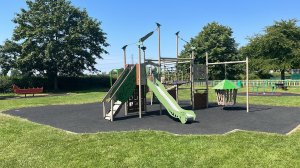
[138,45,142,118]
[102,102,105,118]
[207,60,246,65]
[246,57,249,112]
[157,23,162,115]
[175,31,179,103]
[205,52,209,108]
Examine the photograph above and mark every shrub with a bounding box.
[0,75,112,93]
[0,76,13,93]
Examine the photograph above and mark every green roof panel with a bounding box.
[213,80,238,90]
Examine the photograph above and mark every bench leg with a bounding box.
[25,94,26,98]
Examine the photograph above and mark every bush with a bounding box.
[0,75,112,93]
[0,76,13,93]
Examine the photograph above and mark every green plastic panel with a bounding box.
[213,80,238,90]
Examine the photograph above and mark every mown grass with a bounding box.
[1,86,300,167]
[0,114,300,167]
[0,91,106,111]
[1,85,300,112]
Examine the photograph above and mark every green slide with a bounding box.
[147,78,196,124]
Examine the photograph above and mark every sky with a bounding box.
[1,0,300,73]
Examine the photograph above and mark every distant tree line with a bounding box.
[180,19,300,80]
[1,0,300,92]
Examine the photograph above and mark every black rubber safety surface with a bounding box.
[5,102,300,135]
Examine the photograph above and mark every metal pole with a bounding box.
[191,50,195,109]
[122,45,128,116]
[175,31,179,103]
[246,57,249,112]
[225,63,227,79]
[205,52,209,108]
[157,23,162,115]
[157,23,161,76]
[122,45,127,68]
[138,44,142,118]
[142,46,147,113]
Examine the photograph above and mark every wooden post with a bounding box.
[205,52,209,108]
[110,100,114,122]
[246,57,249,112]
[103,102,105,118]
[138,44,142,118]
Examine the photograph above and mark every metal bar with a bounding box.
[145,59,159,61]
[157,23,162,116]
[205,52,209,108]
[246,57,249,112]
[191,50,195,109]
[161,57,194,60]
[207,60,246,65]
[138,45,142,118]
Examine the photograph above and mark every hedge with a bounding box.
[0,75,113,93]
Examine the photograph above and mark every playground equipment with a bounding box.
[213,80,238,106]
[101,23,197,124]
[109,68,123,87]
[206,53,250,112]
[12,84,43,97]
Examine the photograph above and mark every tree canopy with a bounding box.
[0,40,21,75]
[241,19,300,79]
[8,0,109,89]
[180,22,241,80]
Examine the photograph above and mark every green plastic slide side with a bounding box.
[111,67,131,95]
[147,78,196,124]
[103,65,136,103]
[115,66,136,102]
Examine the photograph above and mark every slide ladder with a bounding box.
[147,78,196,124]
[104,101,123,120]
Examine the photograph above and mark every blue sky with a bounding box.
[1,0,300,73]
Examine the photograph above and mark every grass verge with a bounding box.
[0,114,300,167]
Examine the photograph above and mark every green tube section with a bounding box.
[147,78,196,124]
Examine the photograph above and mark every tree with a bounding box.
[11,0,109,90]
[241,19,300,80]
[0,40,21,75]
[180,22,240,80]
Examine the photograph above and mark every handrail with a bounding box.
[102,65,131,102]
[109,65,136,102]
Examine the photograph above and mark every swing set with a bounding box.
[205,52,250,112]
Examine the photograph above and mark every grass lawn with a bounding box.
[1,87,300,167]
[1,114,300,167]
[0,90,106,111]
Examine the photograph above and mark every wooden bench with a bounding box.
[12,84,43,97]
